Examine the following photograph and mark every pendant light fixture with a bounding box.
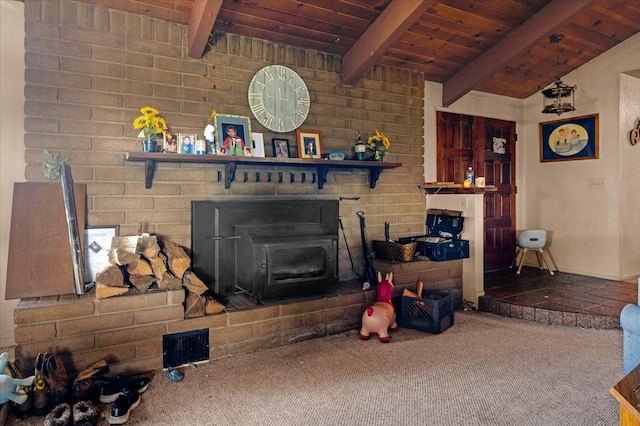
[542,34,576,115]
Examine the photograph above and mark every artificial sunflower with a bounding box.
[133,106,167,142]
[366,130,391,160]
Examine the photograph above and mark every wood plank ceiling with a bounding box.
[77,0,640,105]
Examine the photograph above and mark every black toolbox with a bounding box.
[399,210,469,261]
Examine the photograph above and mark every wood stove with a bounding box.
[191,199,339,301]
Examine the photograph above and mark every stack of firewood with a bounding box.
[95,235,224,318]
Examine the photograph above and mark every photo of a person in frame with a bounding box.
[223,125,246,156]
[164,132,178,153]
[305,138,316,156]
[181,134,194,154]
[275,141,288,158]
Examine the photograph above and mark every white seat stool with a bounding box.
[512,230,554,275]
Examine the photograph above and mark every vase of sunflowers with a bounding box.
[367,130,390,161]
[133,106,167,152]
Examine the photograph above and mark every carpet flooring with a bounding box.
[4,310,624,426]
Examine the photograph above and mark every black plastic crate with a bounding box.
[401,290,454,334]
[398,236,469,261]
[419,239,469,261]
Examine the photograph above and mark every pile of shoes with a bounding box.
[4,352,152,425]
[99,375,151,424]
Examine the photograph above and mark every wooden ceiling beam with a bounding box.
[342,0,435,85]
[442,0,601,106]
[188,0,223,59]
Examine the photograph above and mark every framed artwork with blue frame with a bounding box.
[539,113,599,162]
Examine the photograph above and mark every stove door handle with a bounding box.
[210,235,241,240]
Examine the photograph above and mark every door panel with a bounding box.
[481,117,516,271]
[437,112,474,182]
[436,112,516,272]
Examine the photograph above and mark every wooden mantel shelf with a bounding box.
[126,152,402,189]
[420,183,499,195]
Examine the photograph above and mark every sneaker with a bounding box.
[108,389,140,425]
[99,376,150,403]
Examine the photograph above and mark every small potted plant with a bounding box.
[133,106,167,152]
[366,130,390,161]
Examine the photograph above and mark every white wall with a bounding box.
[620,73,640,279]
[0,0,26,347]
[425,31,640,282]
[521,32,640,280]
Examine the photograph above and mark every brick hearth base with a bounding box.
[13,259,462,376]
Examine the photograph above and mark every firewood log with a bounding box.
[184,291,205,318]
[139,235,160,259]
[129,275,155,293]
[182,271,208,296]
[96,283,129,299]
[125,258,153,276]
[96,265,126,287]
[148,256,167,280]
[158,271,182,290]
[111,236,141,254]
[108,248,140,266]
[162,240,190,279]
[204,294,225,315]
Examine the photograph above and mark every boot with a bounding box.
[72,359,109,403]
[33,352,51,416]
[6,360,33,419]
[42,353,70,408]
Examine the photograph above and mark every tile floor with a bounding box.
[478,266,638,329]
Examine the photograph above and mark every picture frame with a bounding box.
[163,131,178,153]
[214,114,252,156]
[178,133,197,154]
[251,132,266,157]
[272,138,290,158]
[539,113,599,162]
[83,225,119,284]
[296,129,323,159]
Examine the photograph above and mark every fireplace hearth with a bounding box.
[191,199,339,302]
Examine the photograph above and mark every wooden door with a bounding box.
[477,117,516,272]
[436,112,516,272]
[436,112,474,182]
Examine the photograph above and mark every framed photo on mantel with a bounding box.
[272,138,290,158]
[296,129,323,159]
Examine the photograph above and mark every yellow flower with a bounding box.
[133,106,167,142]
[209,109,217,121]
[366,130,390,152]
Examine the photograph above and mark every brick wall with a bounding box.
[14,260,462,375]
[15,0,431,374]
[23,0,426,278]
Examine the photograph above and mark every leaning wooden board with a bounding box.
[5,182,86,299]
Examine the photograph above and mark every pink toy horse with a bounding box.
[359,272,398,343]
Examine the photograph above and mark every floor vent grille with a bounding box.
[162,328,209,368]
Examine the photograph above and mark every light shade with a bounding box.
[541,34,576,115]
[542,78,576,115]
